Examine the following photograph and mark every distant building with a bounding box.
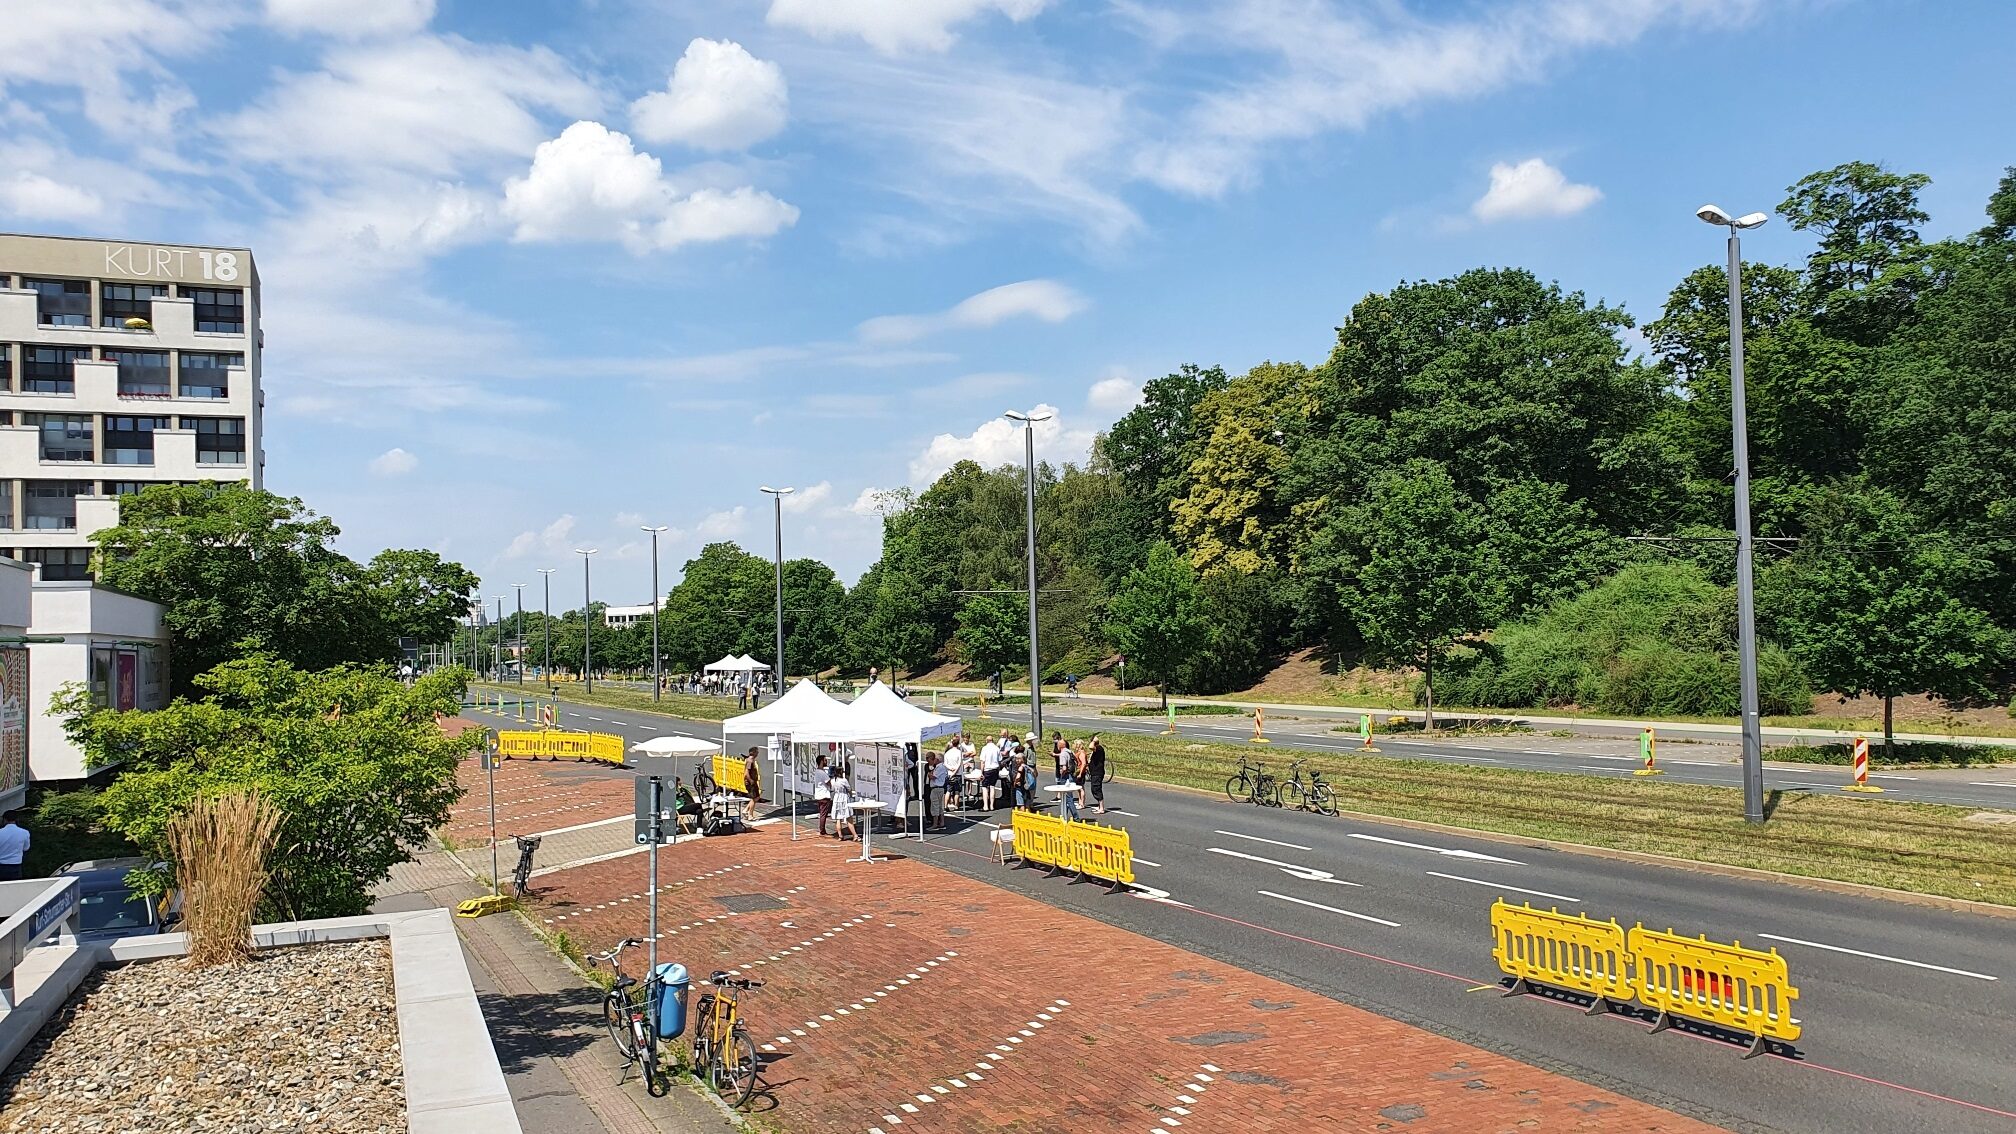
[0,559,29,812]
[25,578,169,783]
[601,601,663,629]
[0,232,264,580]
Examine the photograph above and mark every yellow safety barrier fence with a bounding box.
[496,729,626,766]
[1490,900,1801,1057]
[1072,821,1136,890]
[1011,810,1077,874]
[1630,925,1799,1056]
[1490,900,1634,1015]
[710,754,748,796]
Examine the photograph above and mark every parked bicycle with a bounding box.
[588,938,672,1097]
[690,970,762,1107]
[1223,755,1276,806]
[692,759,718,800]
[1274,760,1338,815]
[511,834,541,898]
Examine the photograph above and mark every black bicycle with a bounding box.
[1224,756,1275,806]
[692,759,718,800]
[589,938,671,1097]
[511,834,541,898]
[1275,759,1336,814]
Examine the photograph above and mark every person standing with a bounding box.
[813,754,832,836]
[1087,734,1108,815]
[1051,731,1069,783]
[926,752,948,831]
[831,765,857,841]
[0,812,28,881]
[978,734,1002,810]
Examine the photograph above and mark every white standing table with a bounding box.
[850,799,888,863]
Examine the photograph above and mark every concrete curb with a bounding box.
[1114,776,2016,922]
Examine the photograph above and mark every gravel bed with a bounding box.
[0,939,404,1134]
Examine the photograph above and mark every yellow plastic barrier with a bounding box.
[711,754,749,795]
[1071,821,1136,890]
[495,729,625,765]
[1011,810,1077,874]
[1491,900,1635,1014]
[1630,925,1799,1056]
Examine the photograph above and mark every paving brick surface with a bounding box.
[447,757,1716,1134]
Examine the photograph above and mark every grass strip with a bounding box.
[1105,703,1242,717]
[470,681,740,723]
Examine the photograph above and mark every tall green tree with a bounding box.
[954,593,1028,679]
[365,549,481,645]
[1105,542,1206,708]
[1779,161,1932,343]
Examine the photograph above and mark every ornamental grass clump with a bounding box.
[167,792,283,968]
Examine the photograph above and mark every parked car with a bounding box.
[55,858,179,944]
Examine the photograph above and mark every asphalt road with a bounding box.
[467,694,2016,1134]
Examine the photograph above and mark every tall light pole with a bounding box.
[1005,410,1050,746]
[537,568,555,690]
[576,548,599,693]
[492,596,503,683]
[758,487,793,694]
[512,584,527,686]
[467,602,479,678]
[1697,203,1771,825]
[641,525,669,701]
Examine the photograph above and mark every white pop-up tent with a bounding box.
[833,681,963,837]
[702,654,744,673]
[735,653,770,671]
[722,679,854,838]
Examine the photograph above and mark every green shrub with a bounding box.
[1769,740,1998,767]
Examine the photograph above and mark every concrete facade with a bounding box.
[25,580,169,782]
[600,601,662,628]
[0,232,263,581]
[0,559,30,813]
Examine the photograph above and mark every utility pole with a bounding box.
[512,583,527,686]
[576,549,599,693]
[1004,410,1051,745]
[538,568,556,691]
[642,526,669,701]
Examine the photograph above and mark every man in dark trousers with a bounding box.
[0,811,31,880]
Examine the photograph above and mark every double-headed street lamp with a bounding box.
[759,487,793,697]
[1004,410,1051,745]
[641,525,670,701]
[537,568,556,689]
[1696,203,1770,825]
[512,583,527,685]
[576,548,599,693]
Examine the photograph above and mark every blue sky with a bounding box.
[4,0,2014,611]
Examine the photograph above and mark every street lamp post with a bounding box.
[492,597,503,684]
[1004,410,1051,746]
[641,526,669,702]
[1697,203,1771,825]
[467,602,479,679]
[576,549,599,693]
[537,569,555,690]
[512,584,527,686]
[760,487,794,840]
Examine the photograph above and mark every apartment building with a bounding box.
[602,600,663,628]
[0,232,264,580]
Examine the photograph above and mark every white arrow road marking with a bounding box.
[1130,883,1190,907]
[1756,934,1999,981]
[1345,832,1524,865]
[1258,889,1400,927]
[1424,871,1580,903]
[1208,847,1362,886]
[1213,829,1311,851]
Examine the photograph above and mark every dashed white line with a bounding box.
[1967,782,2016,789]
[1213,830,1311,851]
[1257,889,1400,927]
[1208,847,1361,886]
[1344,831,1523,865]
[1423,871,1579,903]
[1755,933,1998,981]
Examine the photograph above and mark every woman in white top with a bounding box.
[829,767,857,841]
[813,755,832,836]
[942,744,965,810]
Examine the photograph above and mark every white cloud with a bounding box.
[368,447,419,477]
[767,0,1050,54]
[848,487,902,517]
[502,121,799,252]
[1087,373,1143,414]
[907,403,1096,485]
[0,1,224,138]
[858,280,1085,344]
[0,171,104,220]
[503,514,578,559]
[630,39,788,151]
[697,506,748,538]
[779,482,832,513]
[221,36,600,175]
[613,511,646,527]
[1470,157,1601,222]
[265,0,435,39]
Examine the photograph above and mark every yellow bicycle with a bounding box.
[689,970,761,1107]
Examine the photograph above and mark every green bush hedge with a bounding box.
[1769,740,2004,767]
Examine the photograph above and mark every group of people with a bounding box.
[803,731,1110,840]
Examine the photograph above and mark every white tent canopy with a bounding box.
[629,735,720,757]
[836,680,962,745]
[702,654,744,672]
[736,654,770,671]
[721,678,849,737]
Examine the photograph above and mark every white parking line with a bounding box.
[1257,889,1400,927]
[1756,933,1998,981]
[1213,830,1311,851]
[1345,832,1524,865]
[1423,871,1579,903]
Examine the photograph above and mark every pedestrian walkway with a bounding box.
[449,755,1722,1134]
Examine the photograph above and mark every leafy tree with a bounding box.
[1779,161,1932,343]
[1104,364,1230,523]
[1182,567,1293,694]
[1169,361,1316,574]
[780,558,849,676]
[58,656,477,920]
[1763,490,2010,749]
[1105,542,1207,708]
[660,542,772,668]
[955,593,1027,679]
[366,549,481,646]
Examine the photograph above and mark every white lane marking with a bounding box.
[1967,782,2016,789]
[1672,760,1725,767]
[1213,830,1311,851]
[1344,832,1524,865]
[1755,933,1998,981]
[1257,889,1400,927]
[1208,847,1361,886]
[1130,857,1162,868]
[1867,773,1916,781]
[1129,882,1188,906]
[1424,871,1579,903]
[1580,754,1638,762]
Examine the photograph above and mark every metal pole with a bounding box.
[468,605,478,678]
[761,487,795,838]
[644,527,665,702]
[514,585,525,686]
[1727,233,1765,824]
[647,776,661,975]
[578,549,598,694]
[1021,420,1043,747]
[539,569,554,692]
[487,739,499,897]
[493,597,502,684]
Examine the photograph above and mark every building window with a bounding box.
[182,416,245,465]
[23,414,94,462]
[103,416,169,465]
[101,283,167,329]
[0,343,8,391]
[102,480,158,497]
[27,547,92,582]
[25,277,90,327]
[0,481,12,530]
[23,480,90,530]
[177,351,238,399]
[104,349,172,397]
[22,346,85,394]
[181,287,244,334]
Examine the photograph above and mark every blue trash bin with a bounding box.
[654,963,691,1039]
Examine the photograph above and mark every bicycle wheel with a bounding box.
[640,1024,671,1097]
[1276,780,1304,811]
[1254,776,1274,805]
[716,1025,759,1108]
[1224,774,1249,804]
[1104,761,1116,786]
[689,996,715,1075]
[1311,782,1338,817]
[603,989,639,1061]
[694,772,718,799]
